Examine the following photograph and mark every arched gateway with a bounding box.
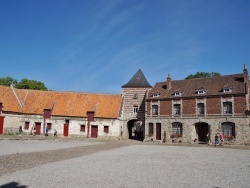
[127,119,143,140]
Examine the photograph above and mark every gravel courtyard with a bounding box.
[0,139,249,188]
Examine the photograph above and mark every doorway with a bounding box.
[195,122,209,143]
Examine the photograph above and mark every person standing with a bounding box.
[206,132,211,145]
[219,132,224,146]
[45,127,49,136]
[54,129,57,138]
[215,133,219,146]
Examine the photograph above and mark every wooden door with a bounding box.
[91,125,98,138]
[35,122,41,135]
[156,123,161,140]
[64,123,69,137]
[0,116,5,134]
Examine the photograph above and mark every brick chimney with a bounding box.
[167,73,171,89]
[243,64,249,82]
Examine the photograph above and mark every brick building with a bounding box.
[0,65,249,145]
[144,65,250,145]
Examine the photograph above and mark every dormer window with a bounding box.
[198,90,205,94]
[175,92,181,96]
[222,85,232,93]
[152,92,161,98]
[196,87,206,94]
[174,90,182,96]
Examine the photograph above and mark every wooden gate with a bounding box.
[35,122,41,135]
[156,123,161,140]
[91,125,98,138]
[64,123,69,137]
[0,116,5,134]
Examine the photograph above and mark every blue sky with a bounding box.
[1,0,250,93]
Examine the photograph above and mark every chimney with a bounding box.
[243,64,249,82]
[167,73,171,89]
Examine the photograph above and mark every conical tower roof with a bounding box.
[122,69,152,88]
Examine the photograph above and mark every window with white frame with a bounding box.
[197,103,205,114]
[174,104,181,115]
[133,105,138,113]
[174,92,181,96]
[152,105,158,115]
[223,102,232,114]
[223,88,232,93]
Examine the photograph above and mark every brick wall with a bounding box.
[206,97,221,114]
[234,96,246,114]
[182,98,195,115]
[160,100,172,115]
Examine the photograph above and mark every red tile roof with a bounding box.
[0,86,122,118]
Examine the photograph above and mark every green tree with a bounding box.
[185,72,221,79]
[15,78,48,91]
[0,76,18,86]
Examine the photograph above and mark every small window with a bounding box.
[104,126,109,133]
[174,92,181,96]
[65,119,70,124]
[133,93,138,99]
[197,103,204,114]
[80,125,85,132]
[223,88,231,92]
[152,105,158,115]
[133,105,138,113]
[47,123,52,130]
[174,104,181,115]
[223,102,232,114]
[24,122,29,130]
[198,90,205,94]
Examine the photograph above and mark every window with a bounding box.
[197,103,204,114]
[152,92,160,98]
[133,105,138,113]
[223,102,232,114]
[148,123,153,137]
[133,93,138,99]
[172,122,182,137]
[46,123,52,130]
[197,90,205,94]
[80,125,85,132]
[65,119,70,124]
[174,92,181,96]
[174,104,181,115]
[221,122,235,139]
[104,126,109,133]
[24,122,29,130]
[152,105,158,115]
[223,88,231,92]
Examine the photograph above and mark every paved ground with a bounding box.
[0,135,249,188]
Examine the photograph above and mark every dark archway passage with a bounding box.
[127,119,143,140]
[195,122,209,143]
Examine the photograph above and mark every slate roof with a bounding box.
[0,85,122,118]
[122,69,152,88]
[148,73,247,99]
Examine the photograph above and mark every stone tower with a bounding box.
[120,69,152,140]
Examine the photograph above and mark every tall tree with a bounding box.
[15,78,48,91]
[0,76,18,86]
[185,72,221,79]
